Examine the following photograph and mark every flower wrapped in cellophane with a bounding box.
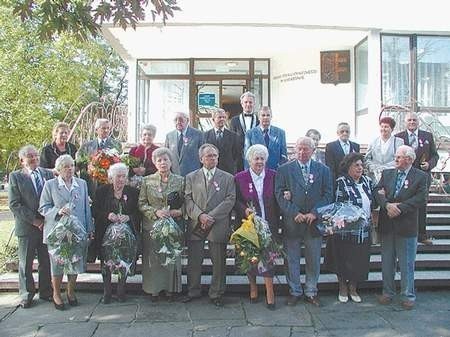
[230,213,283,274]
[46,214,88,274]
[102,222,137,277]
[316,201,370,243]
[150,217,183,266]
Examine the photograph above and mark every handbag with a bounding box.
[167,191,183,210]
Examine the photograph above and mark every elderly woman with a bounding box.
[324,153,376,303]
[365,117,404,183]
[40,122,77,170]
[129,124,159,177]
[234,144,280,310]
[39,155,93,310]
[138,147,184,301]
[92,163,140,303]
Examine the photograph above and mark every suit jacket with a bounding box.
[138,172,184,232]
[374,167,427,237]
[395,129,439,173]
[203,128,240,175]
[76,137,123,160]
[244,125,287,170]
[275,160,333,238]
[165,126,203,176]
[230,113,259,171]
[325,139,360,184]
[234,169,280,235]
[8,167,54,237]
[39,177,93,244]
[185,168,236,243]
[365,136,404,183]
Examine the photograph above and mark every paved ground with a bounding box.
[0,289,449,337]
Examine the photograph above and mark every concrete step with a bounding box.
[427,213,450,225]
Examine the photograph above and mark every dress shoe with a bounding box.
[151,295,159,303]
[19,298,33,309]
[305,295,320,307]
[211,297,224,307]
[266,301,276,311]
[401,300,415,310]
[286,294,301,306]
[349,293,362,303]
[180,295,200,303]
[377,294,392,305]
[67,295,78,306]
[338,294,348,303]
[53,299,65,311]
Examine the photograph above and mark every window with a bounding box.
[355,38,368,114]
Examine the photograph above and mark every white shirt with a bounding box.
[249,168,266,220]
[380,135,394,156]
[355,183,371,216]
[26,167,41,193]
[339,139,350,155]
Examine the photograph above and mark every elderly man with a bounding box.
[275,137,333,307]
[183,144,236,306]
[395,112,439,245]
[244,106,287,170]
[325,122,360,188]
[165,112,204,176]
[203,109,240,175]
[76,118,122,196]
[230,92,260,171]
[306,129,325,164]
[8,145,54,308]
[375,145,427,310]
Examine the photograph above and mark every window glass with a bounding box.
[355,39,368,112]
[138,60,190,75]
[194,60,249,75]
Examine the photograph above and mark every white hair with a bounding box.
[240,91,255,102]
[55,154,74,172]
[245,144,268,162]
[397,145,416,161]
[152,147,173,163]
[18,145,38,159]
[141,124,157,137]
[296,136,316,150]
[108,162,129,180]
[95,118,110,129]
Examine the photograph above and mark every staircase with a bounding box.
[1,193,450,293]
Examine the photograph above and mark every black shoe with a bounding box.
[53,299,65,311]
[286,294,300,306]
[19,298,32,309]
[67,295,78,307]
[180,295,200,303]
[266,301,276,311]
[211,297,224,307]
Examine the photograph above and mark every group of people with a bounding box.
[8,91,437,312]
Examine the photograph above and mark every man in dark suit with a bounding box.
[275,137,333,307]
[165,112,204,176]
[8,145,54,308]
[230,91,259,172]
[395,112,439,245]
[244,106,287,170]
[183,144,236,307]
[76,118,123,197]
[325,122,360,188]
[203,109,240,175]
[375,145,427,310]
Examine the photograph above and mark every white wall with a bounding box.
[270,49,356,144]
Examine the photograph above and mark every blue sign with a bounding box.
[198,93,216,107]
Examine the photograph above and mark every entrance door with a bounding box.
[195,78,248,131]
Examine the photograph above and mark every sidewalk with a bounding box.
[0,289,449,337]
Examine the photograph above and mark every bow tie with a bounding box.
[243,113,253,117]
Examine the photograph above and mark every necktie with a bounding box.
[343,142,349,155]
[206,170,213,182]
[301,165,309,183]
[410,133,418,150]
[216,129,223,141]
[32,169,44,196]
[263,129,269,148]
[177,132,183,156]
[394,171,406,197]
[99,139,106,149]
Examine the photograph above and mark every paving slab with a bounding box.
[291,327,332,337]
[36,322,98,337]
[229,325,291,337]
[136,301,190,322]
[186,297,244,321]
[192,319,247,330]
[325,328,401,337]
[93,322,192,337]
[314,311,389,330]
[91,302,138,323]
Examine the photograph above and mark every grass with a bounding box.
[0,194,8,212]
[0,220,17,274]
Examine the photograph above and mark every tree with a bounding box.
[12,0,180,41]
[0,2,127,169]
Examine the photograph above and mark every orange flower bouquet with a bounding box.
[87,149,121,184]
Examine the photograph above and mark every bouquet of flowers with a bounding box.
[150,215,183,266]
[102,222,137,277]
[46,213,88,274]
[121,153,144,189]
[87,148,121,184]
[230,213,283,274]
[316,201,370,242]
